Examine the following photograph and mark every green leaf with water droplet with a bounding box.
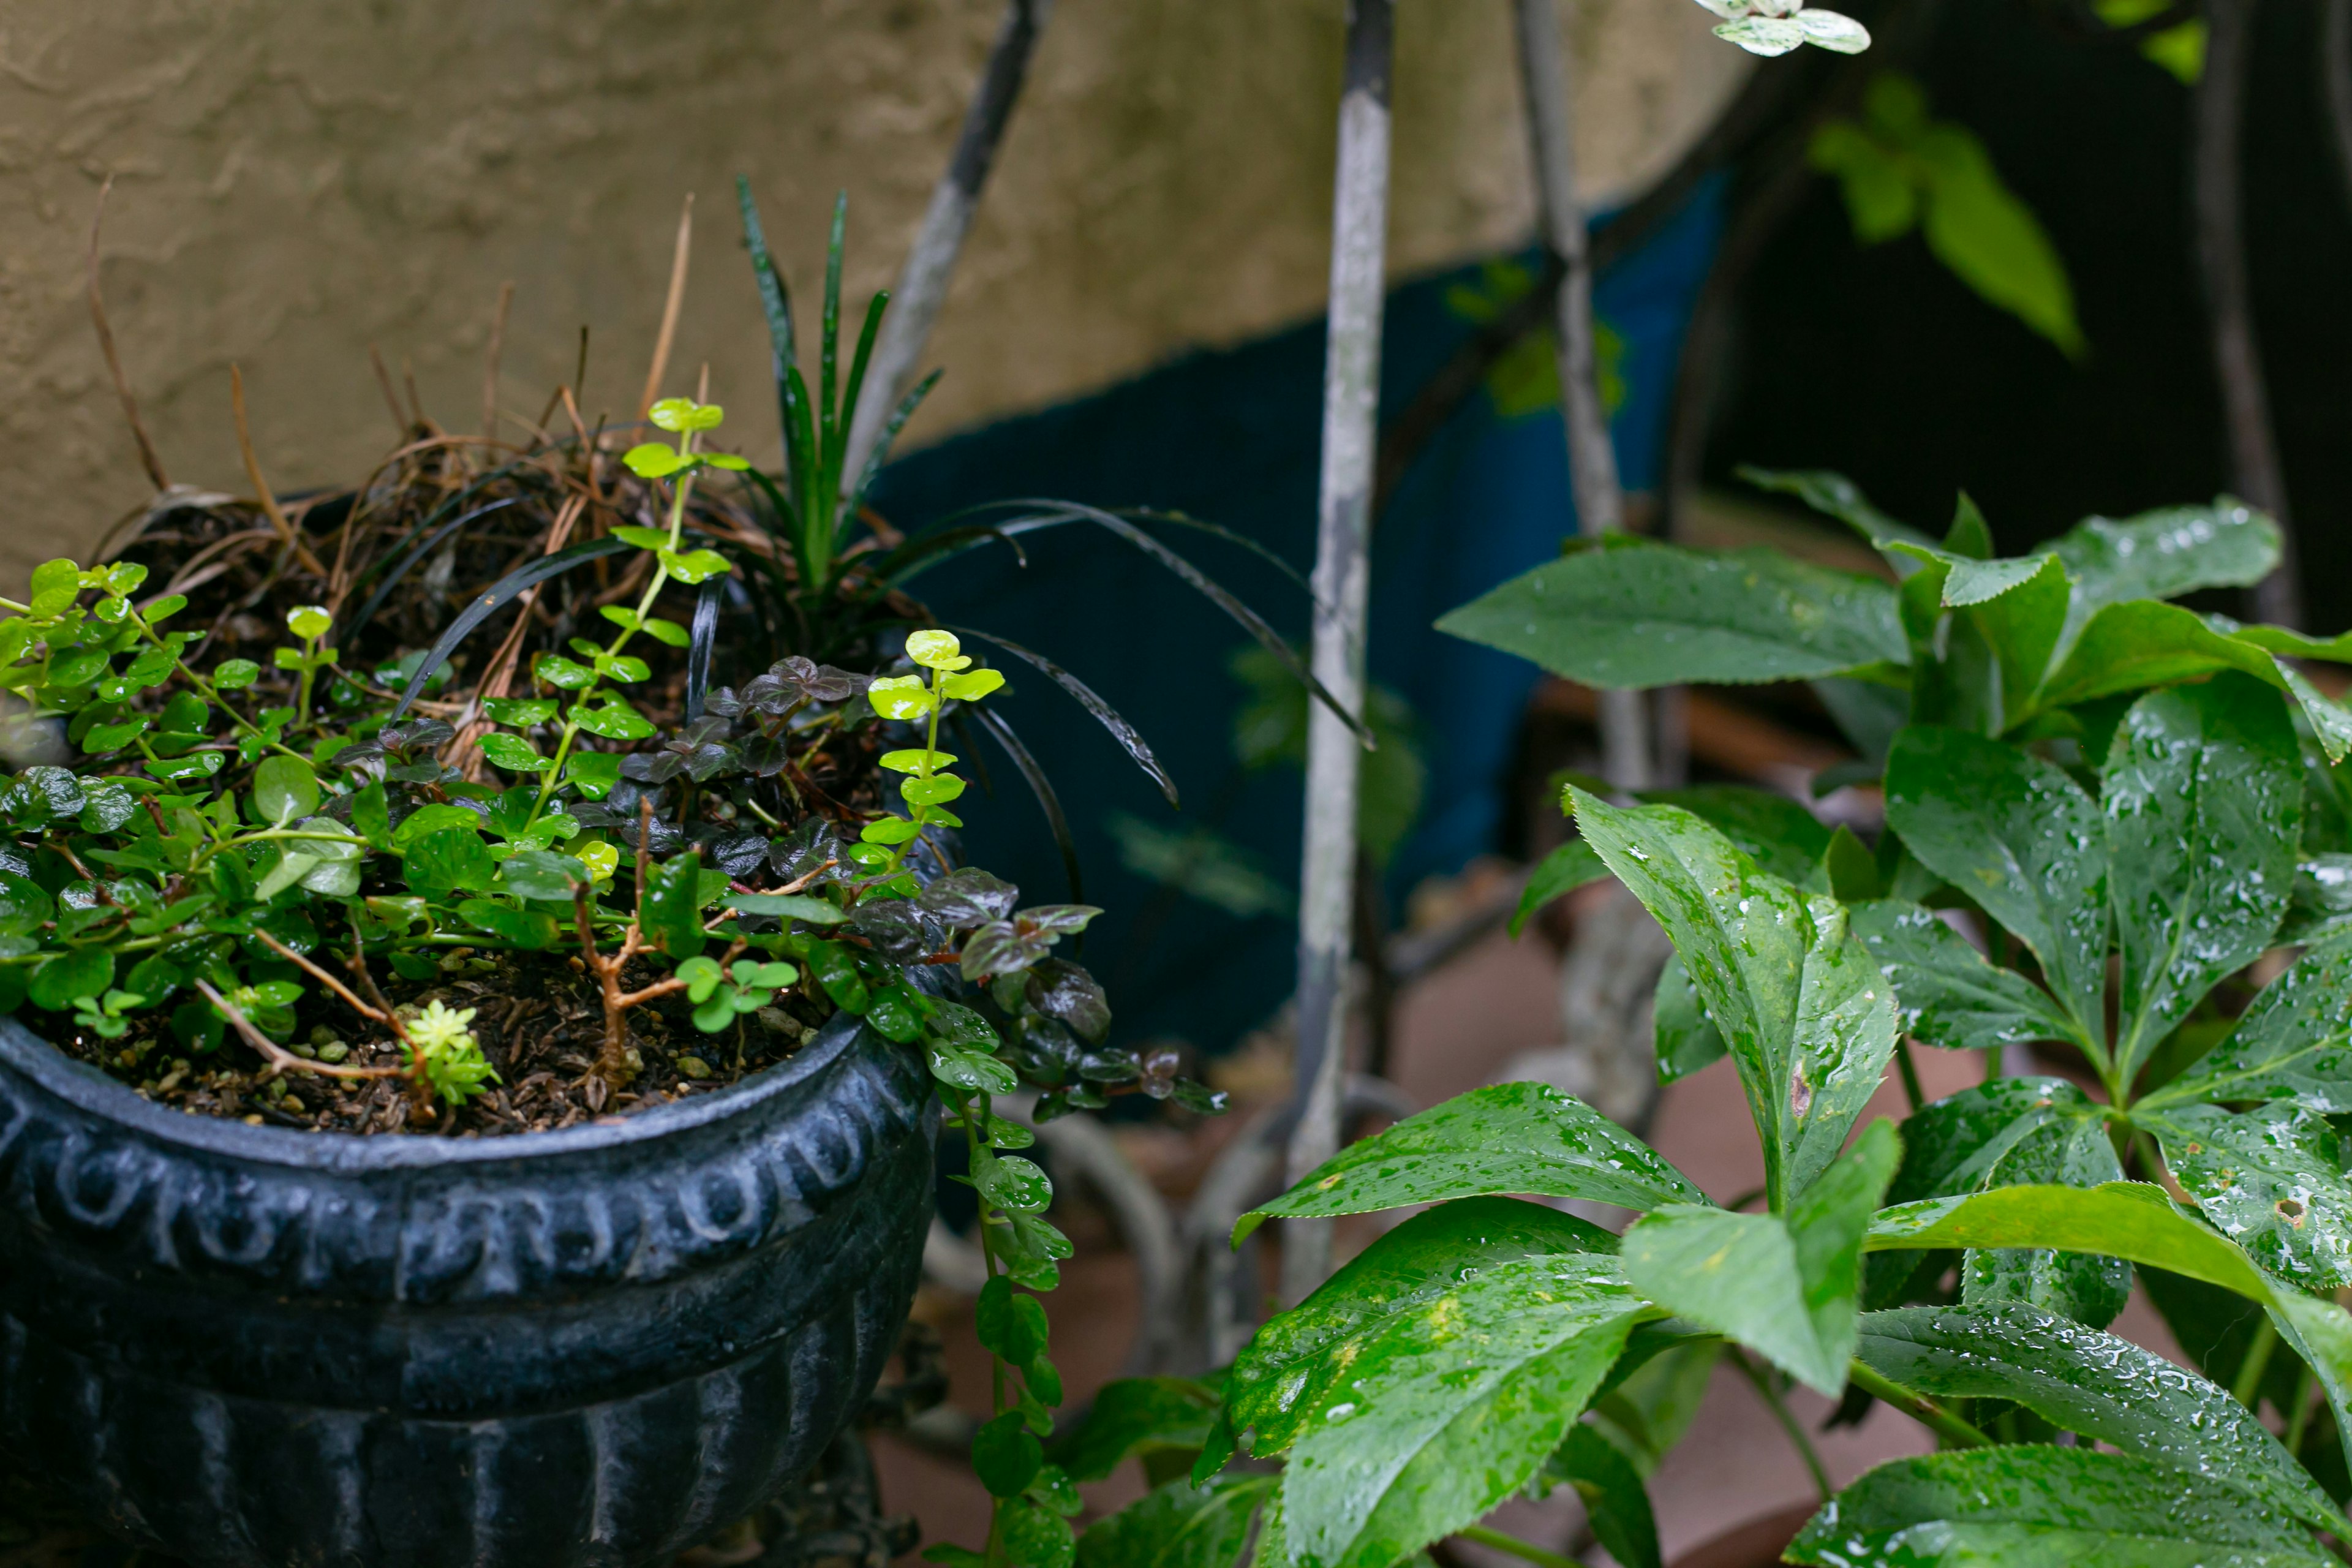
[1510,837,1611,937]
[1049,1377,1221,1484]
[1622,1119,1899,1395]
[2146,940,2352,1112]
[1227,1197,1641,1568]
[1888,1077,2128,1327]
[1849,899,2089,1055]
[1786,1446,2332,1568]
[2141,1101,2352,1292]
[1435,539,1907,690]
[250,754,320,826]
[1570,788,1900,1205]
[1235,1081,1705,1245]
[1653,952,1728,1084]
[1885,725,2110,1059]
[2102,674,2299,1084]
[1856,1303,2342,1534]
[1073,1474,1271,1568]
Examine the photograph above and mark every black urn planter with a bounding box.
[0,1006,937,1568]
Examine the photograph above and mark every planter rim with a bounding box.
[0,1008,862,1174]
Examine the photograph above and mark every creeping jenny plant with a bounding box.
[1054,480,2352,1568]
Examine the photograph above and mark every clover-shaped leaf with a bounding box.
[648,397,725,432]
[1694,0,1868,54]
[623,442,693,480]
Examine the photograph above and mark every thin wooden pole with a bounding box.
[843,0,1053,485]
[1513,0,1648,790]
[2194,0,2300,627]
[1281,0,1393,1308]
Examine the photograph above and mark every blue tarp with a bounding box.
[868,176,1725,1053]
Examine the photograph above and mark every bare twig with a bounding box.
[2195,0,2301,627]
[254,929,398,1036]
[193,978,398,1084]
[368,343,409,437]
[483,279,515,443]
[85,175,168,493]
[228,365,329,577]
[1284,0,1392,1308]
[843,0,1055,481]
[638,193,695,421]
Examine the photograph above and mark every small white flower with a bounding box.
[1694,0,1871,56]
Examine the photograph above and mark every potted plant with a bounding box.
[0,190,1257,1568]
[1054,477,2352,1568]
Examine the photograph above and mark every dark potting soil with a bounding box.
[48,948,841,1137]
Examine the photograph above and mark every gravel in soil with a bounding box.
[50,948,840,1137]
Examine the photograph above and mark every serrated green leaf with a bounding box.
[1636,783,1836,887]
[1849,899,2087,1054]
[2037,598,2281,712]
[1653,952,1728,1084]
[1571,788,1899,1205]
[1234,1082,1705,1245]
[1051,1378,1221,1483]
[1230,1197,1641,1568]
[1544,1425,1659,1568]
[1074,1474,1270,1568]
[1737,468,1938,556]
[1856,1303,2342,1534]
[1786,1446,2331,1568]
[1884,725,2109,1055]
[1436,540,1907,690]
[1509,839,1610,937]
[2141,1101,2352,1291]
[1621,1120,1899,1394]
[1864,1178,2352,1482]
[2146,940,2352,1112]
[2047,499,2280,654]
[2102,675,2299,1081]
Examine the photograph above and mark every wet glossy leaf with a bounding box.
[456,898,559,950]
[974,1151,1053,1214]
[1785,1446,2329,1568]
[1652,953,1728,1084]
[721,891,843,924]
[2147,940,2352,1112]
[1234,1081,1706,1244]
[28,946,111,1011]
[978,1276,1050,1368]
[1510,838,1609,937]
[498,850,589,902]
[570,696,657,741]
[1229,1197,1640,1568]
[1621,1120,1899,1393]
[2047,499,2280,651]
[1856,1304,2340,1533]
[2035,599,2280,713]
[477,733,549,774]
[1883,725,2108,1053]
[1051,1378,1221,1483]
[0,872,55,938]
[1636,784,1836,887]
[974,1410,1044,1499]
[1436,538,1907,689]
[641,850,706,958]
[1543,1424,1659,1568]
[1074,1474,1270,1568]
[1570,787,1900,1204]
[2143,1101,2352,1291]
[2101,676,2299,1081]
[1849,900,2086,1054]
[402,826,496,896]
[250,754,319,826]
[918,867,1021,927]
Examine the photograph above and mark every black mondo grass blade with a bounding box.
[968,706,1084,905]
[845,368,943,524]
[1118,507,1320,603]
[734,176,797,377]
[685,576,725,723]
[996,499,1373,747]
[875,519,1031,589]
[345,496,526,638]
[388,536,634,722]
[949,625,1180,809]
[737,466,802,552]
[818,192,846,467]
[830,290,889,532]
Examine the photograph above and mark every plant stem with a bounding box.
[1730,1349,1831,1501]
[2234,1319,2280,1409]
[1456,1524,1579,1568]
[2286,1365,2316,1454]
[1848,1360,1991,1449]
[1894,1039,1924,1113]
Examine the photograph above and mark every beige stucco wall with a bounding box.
[0,0,1744,587]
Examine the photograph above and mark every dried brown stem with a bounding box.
[254,929,395,1033]
[368,343,409,437]
[638,193,695,421]
[228,364,330,577]
[194,979,398,1084]
[483,279,515,444]
[85,174,168,493]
